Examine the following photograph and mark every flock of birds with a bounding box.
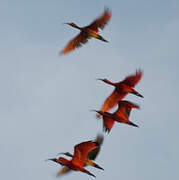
[46,8,144,178]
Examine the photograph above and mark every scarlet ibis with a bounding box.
[97,69,143,118]
[60,8,111,55]
[93,100,140,133]
[47,140,101,177]
[55,134,104,177]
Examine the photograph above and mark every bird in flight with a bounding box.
[97,69,143,118]
[46,138,102,177]
[60,8,111,55]
[55,134,104,177]
[93,100,140,133]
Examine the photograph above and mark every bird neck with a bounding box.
[58,158,70,166]
[72,24,81,30]
[100,111,112,118]
[105,80,116,86]
[105,112,113,118]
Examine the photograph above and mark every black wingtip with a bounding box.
[128,121,139,128]
[133,90,144,98]
[94,163,104,170]
[103,126,110,134]
[138,94,144,98]
[136,92,144,98]
[102,38,108,43]
[45,158,57,163]
[89,173,96,178]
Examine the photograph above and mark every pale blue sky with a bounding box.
[0,0,179,179]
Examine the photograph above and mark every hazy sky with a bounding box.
[0,0,179,180]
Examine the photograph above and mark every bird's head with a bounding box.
[64,22,77,28]
[46,157,69,166]
[56,157,69,166]
[91,109,106,119]
[91,109,102,114]
[96,78,115,86]
[96,78,109,83]
[46,158,57,163]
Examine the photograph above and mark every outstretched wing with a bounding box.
[87,134,104,160]
[97,90,126,118]
[87,8,111,31]
[114,106,129,122]
[72,141,98,167]
[115,100,140,120]
[118,101,139,110]
[122,106,131,117]
[60,32,90,55]
[56,166,71,177]
[122,69,143,87]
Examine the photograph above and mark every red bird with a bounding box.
[94,100,140,133]
[47,140,100,177]
[61,8,111,55]
[56,134,104,177]
[97,69,143,118]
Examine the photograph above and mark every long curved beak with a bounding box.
[95,78,103,81]
[62,22,70,25]
[90,110,100,113]
[45,158,56,162]
[91,110,103,119]
[57,152,65,155]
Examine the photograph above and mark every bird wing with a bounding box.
[123,106,131,117]
[122,69,143,87]
[87,134,104,160]
[116,104,132,119]
[113,105,129,122]
[87,8,111,31]
[56,166,71,177]
[118,101,139,110]
[103,116,115,133]
[72,141,98,167]
[97,90,126,118]
[123,101,139,117]
[60,32,90,55]
[115,100,140,120]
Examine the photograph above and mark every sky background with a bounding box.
[0,0,179,179]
